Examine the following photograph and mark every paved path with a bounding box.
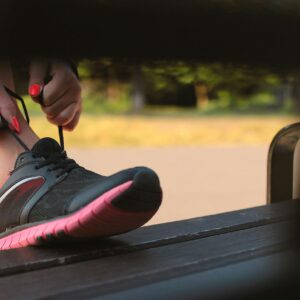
[69,146,268,225]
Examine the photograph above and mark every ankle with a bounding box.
[0,60,39,186]
[0,120,38,186]
[0,131,21,186]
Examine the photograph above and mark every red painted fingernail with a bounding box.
[29,84,43,97]
[11,117,21,134]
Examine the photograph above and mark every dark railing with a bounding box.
[267,122,300,203]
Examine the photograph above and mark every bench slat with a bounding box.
[0,200,298,277]
[0,220,296,300]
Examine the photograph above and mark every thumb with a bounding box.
[0,85,19,133]
[28,60,48,101]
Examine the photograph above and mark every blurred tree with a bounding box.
[142,61,285,109]
[78,59,293,112]
[132,66,146,112]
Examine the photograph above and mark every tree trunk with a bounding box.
[195,82,209,109]
[132,67,146,112]
[291,76,300,113]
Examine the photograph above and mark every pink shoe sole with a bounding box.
[0,181,159,251]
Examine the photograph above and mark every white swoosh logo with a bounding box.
[0,176,44,205]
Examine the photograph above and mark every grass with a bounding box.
[30,114,299,148]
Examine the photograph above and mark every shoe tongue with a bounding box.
[31,138,63,156]
[14,138,63,169]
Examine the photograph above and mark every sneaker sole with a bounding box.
[0,172,162,251]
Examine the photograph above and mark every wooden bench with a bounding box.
[0,199,299,299]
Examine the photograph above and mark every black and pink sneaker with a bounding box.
[0,136,162,251]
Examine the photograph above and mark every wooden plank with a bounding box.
[63,251,299,300]
[0,221,297,300]
[0,200,298,277]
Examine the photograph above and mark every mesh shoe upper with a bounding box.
[0,138,157,232]
[29,168,103,222]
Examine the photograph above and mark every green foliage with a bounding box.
[82,91,132,114]
[142,62,225,91]
[78,61,92,79]
[22,59,297,116]
[141,61,283,92]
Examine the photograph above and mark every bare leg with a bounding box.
[0,61,38,187]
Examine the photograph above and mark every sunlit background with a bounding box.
[19,60,299,224]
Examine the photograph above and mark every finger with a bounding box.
[41,93,74,118]
[42,61,77,107]
[63,108,81,131]
[28,60,49,101]
[0,85,19,133]
[46,102,78,127]
[41,84,81,118]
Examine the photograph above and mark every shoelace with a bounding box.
[2,87,79,176]
[33,151,79,178]
[2,86,65,151]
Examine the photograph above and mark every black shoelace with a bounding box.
[33,151,78,178]
[2,86,79,176]
[2,86,65,151]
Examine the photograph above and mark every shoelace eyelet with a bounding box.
[31,153,78,176]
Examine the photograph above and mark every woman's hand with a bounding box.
[0,61,20,133]
[28,59,82,131]
[0,84,20,133]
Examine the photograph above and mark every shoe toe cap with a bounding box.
[66,166,162,214]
